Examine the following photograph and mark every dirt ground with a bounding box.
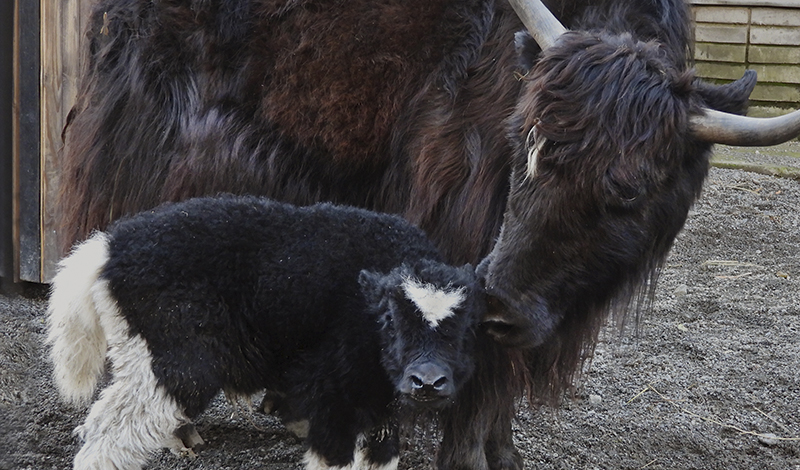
[2,143,799,470]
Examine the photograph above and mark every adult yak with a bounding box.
[57,0,800,469]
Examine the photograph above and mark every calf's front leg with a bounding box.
[303,399,399,470]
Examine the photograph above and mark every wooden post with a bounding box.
[0,0,13,283]
[14,0,41,283]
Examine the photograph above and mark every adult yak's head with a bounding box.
[359,260,484,408]
[478,0,800,399]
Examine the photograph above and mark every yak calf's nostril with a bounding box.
[410,375,426,389]
[404,362,453,397]
[409,372,447,390]
[432,376,448,391]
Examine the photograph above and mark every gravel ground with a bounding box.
[2,144,799,470]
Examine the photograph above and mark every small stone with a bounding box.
[673,284,689,297]
[776,271,790,279]
[758,433,780,446]
[588,394,602,405]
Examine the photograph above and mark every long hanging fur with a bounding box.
[482,30,755,403]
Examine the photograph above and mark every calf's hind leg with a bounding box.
[74,331,189,469]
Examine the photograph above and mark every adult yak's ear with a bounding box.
[694,69,757,116]
[515,31,542,75]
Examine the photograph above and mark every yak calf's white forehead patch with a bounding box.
[402,277,467,328]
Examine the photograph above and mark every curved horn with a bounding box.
[507,0,567,49]
[691,108,800,146]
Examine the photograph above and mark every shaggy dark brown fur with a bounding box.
[480,31,755,402]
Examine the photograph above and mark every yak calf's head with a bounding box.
[359,260,484,408]
[480,31,757,350]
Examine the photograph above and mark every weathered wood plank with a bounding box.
[694,42,747,62]
[750,64,800,84]
[694,6,750,24]
[691,1,800,113]
[750,25,800,45]
[691,0,800,8]
[751,7,800,26]
[750,83,800,103]
[749,45,800,65]
[695,24,749,43]
[41,0,92,281]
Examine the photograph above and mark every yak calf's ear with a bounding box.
[475,255,492,281]
[457,263,476,279]
[359,269,405,309]
[358,270,387,306]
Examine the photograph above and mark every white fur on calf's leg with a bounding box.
[352,444,399,470]
[302,434,399,470]
[74,333,186,469]
[47,232,111,405]
[74,281,188,470]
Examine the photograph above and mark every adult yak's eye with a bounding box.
[604,166,645,205]
[608,177,643,203]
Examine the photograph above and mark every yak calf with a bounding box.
[47,195,485,470]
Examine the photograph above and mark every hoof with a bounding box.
[259,390,286,415]
[284,419,310,439]
[487,445,523,470]
[174,423,205,450]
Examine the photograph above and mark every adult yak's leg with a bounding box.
[436,340,523,470]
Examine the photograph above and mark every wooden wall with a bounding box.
[691,0,800,111]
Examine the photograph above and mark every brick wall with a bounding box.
[691,0,800,112]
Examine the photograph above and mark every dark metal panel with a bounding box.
[16,0,41,282]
